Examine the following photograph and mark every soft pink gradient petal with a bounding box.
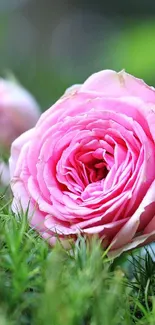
[110,179,155,252]
[80,70,155,102]
[108,232,155,258]
[64,84,81,95]
[9,129,34,178]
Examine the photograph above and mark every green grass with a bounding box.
[0,192,155,325]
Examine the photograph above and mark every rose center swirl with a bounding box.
[56,135,128,200]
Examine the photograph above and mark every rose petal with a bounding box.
[80,69,155,102]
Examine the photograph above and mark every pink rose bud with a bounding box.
[0,78,40,150]
[9,70,155,256]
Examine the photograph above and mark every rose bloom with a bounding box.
[0,78,40,150]
[9,70,155,256]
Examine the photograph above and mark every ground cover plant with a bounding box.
[0,192,155,325]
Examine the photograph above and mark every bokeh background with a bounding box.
[1,0,155,110]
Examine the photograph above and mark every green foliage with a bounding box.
[108,20,155,84]
[0,195,155,324]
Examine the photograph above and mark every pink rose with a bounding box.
[0,78,40,150]
[9,70,155,256]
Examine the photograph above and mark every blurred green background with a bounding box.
[1,0,155,110]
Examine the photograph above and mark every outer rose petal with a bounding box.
[64,84,81,95]
[9,129,34,179]
[109,179,155,256]
[80,69,155,102]
[108,232,155,258]
[11,179,47,233]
